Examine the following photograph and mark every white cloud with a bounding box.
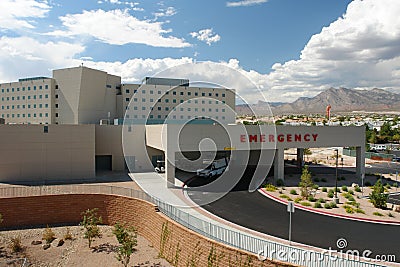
[0,0,51,30]
[190,29,221,46]
[264,0,400,102]
[226,0,268,7]
[47,9,190,48]
[153,7,176,19]
[0,36,84,82]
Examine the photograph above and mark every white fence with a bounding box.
[0,185,386,267]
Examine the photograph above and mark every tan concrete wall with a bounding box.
[95,125,125,171]
[53,66,121,125]
[0,124,95,182]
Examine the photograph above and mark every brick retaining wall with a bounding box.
[0,194,295,267]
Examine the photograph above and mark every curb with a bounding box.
[259,188,400,226]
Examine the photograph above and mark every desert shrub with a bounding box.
[300,201,311,207]
[329,202,337,208]
[307,196,316,202]
[64,227,73,240]
[299,166,314,198]
[324,202,332,209]
[81,208,102,248]
[343,205,355,214]
[314,202,322,208]
[355,186,362,192]
[393,182,398,188]
[113,223,137,267]
[280,194,292,201]
[9,236,23,253]
[334,187,341,193]
[42,225,56,244]
[276,179,285,186]
[346,201,360,208]
[290,189,298,195]
[318,198,326,203]
[369,180,387,209]
[265,184,277,192]
[294,197,302,203]
[312,184,319,190]
[322,187,327,192]
[341,185,348,192]
[373,212,384,217]
[327,191,334,198]
[355,208,365,214]
[348,189,354,195]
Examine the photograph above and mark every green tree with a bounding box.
[368,130,378,144]
[298,165,314,198]
[80,208,102,248]
[303,148,312,161]
[369,180,387,209]
[380,122,393,137]
[113,223,137,267]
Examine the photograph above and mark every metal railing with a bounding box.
[0,185,386,267]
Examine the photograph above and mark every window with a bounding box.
[33,113,36,117]
[39,104,42,108]
[44,126,48,133]
[45,94,48,98]
[142,90,145,94]
[126,98,130,101]
[209,93,212,97]
[12,105,14,109]
[142,107,145,110]
[1,89,3,93]
[165,99,169,103]
[158,107,161,110]
[39,95,42,99]
[202,93,205,96]
[134,98,137,102]
[188,100,191,103]
[173,99,176,103]
[195,100,198,104]
[133,89,137,93]
[222,93,225,97]
[33,104,36,108]
[55,113,58,117]
[22,114,25,118]
[195,92,198,96]
[150,98,154,102]
[142,98,146,102]
[33,86,36,90]
[158,91,161,94]
[22,87,25,91]
[126,89,130,94]
[17,114,20,118]
[134,106,138,110]
[158,115,161,119]
[39,113,42,117]
[222,116,225,120]
[28,104,30,108]
[216,108,219,112]
[39,85,42,90]
[173,91,177,95]
[180,100,183,103]
[165,107,169,111]
[55,85,58,89]
[28,87,30,91]
[17,105,19,109]
[1,106,3,109]
[187,108,191,111]
[222,109,225,112]
[195,108,198,112]
[22,105,25,108]
[22,96,25,100]
[180,108,184,111]
[55,104,58,108]
[17,96,19,100]
[45,113,48,117]
[33,95,36,100]
[149,115,153,119]
[55,94,58,99]
[157,99,161,102]
[45,85,48,89]
[150,90,154,94]
[45,104,48,108]
[209,101,212,104]
[12,88,14,92]
[1,97,3,101]
[11,97,14,100]
[17,88,20,92]
[188,92,191,96]
[209,108,212,112]
[6,88,9,92]
[180,92,184,95]
[216,93,219,97]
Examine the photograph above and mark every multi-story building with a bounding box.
[0,66,235,125]
[0,77,56,124]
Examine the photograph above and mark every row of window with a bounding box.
[1,103,49,110]
[0,85,49,93]
[127,106,226,112]
[1,113,49,118]
[1,94,49,101]
[125,98,226,105]
[125,89,226,98]
[126,114,227,120]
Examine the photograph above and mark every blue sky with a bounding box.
[0,0,399,103]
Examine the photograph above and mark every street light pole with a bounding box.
[334,149,339,203]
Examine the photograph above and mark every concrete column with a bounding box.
[165,150,175,188]
[274,148,285,181]
[356,146,365,179]
[297,148,304,167]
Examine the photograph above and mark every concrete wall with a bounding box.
[0,194,294,267]
[95,125,125,171]
[0,125,95,183]
[53,66,121,125]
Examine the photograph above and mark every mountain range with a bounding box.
[236,88,400,115]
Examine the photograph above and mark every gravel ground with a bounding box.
[0,225,171,267]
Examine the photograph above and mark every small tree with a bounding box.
[299,165,314,198]
[303,148,312,162]
[80,208,102,248]
[113,223,137,267]
[369,180,387,209]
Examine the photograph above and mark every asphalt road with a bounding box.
[186,167,400,262]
